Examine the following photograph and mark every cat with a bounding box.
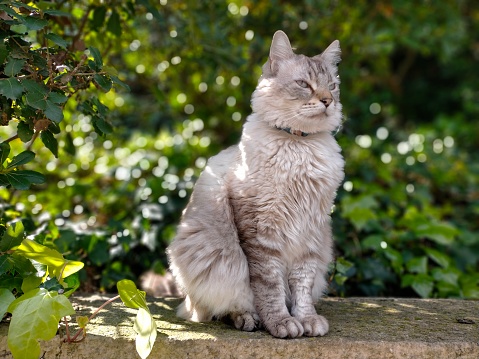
[167,30,344,339]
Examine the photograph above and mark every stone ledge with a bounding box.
[1,295,478,359]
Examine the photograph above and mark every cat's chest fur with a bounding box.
[227,123,344,251]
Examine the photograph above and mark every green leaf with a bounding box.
[4,172,30,190]
[44,10,72,17]
[409,274,434,298]
[336,257,354,275]
[25,91,47,110]
[17,122,34,142]
[7,150,35,168]
[4,57,25,77]
[384,247,403,274]
[88,46,103,71]
[107,10,122,37]
[23,16,48,31]
[0,142,10,166]
[40,130,58,158]
[117,279,148,310]
[424,247,451,268]
[44,100,64,123]
[94,74,112,92]
[10,24,28,34]
[21,275,43,293]
[0,78,24,100]
[133,307,157,359]
[48,91,68,104]
[12,170,45,185]
[7,288,75,359]
[62,272,80,297]
[91,6,107,29]
[0,221,24,252]
[92,116,113,136]
[9,253,36,276]
[0,288,15,319]
[406,256,428,274]
[0,44,8,64]
[432,268,459,285]
[110,75,131,91]
[14,239,84,280]
[22,79,49,96]
[0,254,14,275]
[361,234,384,250]
[44,33,69,49]
[77,315,89,328]
[415,222,458,245]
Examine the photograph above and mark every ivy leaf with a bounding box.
[410,274,434,298]
[406,256,428,274]
[117,279,147,309]
[44,33,69,49]
[0,254,14,275]
[134,307,157,359]
[424,247,451,268]
[0,288,15,319]
[4,57,25,77]
[0,78,24,100]
[118,280,157,359]
[7,150,35,168]
[7,288,75,359]
[77,315,89,328]
[415,222,458,245]
[40,130,58,158]
[14,239,84,280]
[0,142,10,166]
[21,275,43,294]
[0,221,24,252]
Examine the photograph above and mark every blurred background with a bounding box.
[1,0,478,299]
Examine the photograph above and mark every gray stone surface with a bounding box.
[1,295,478,359]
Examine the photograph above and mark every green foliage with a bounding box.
[7,288,75,359]
[118,279,157,359]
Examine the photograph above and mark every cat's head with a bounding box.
[251,31,342,135]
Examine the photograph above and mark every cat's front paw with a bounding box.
[299,314,329,337]
[266,316,304,338]
[231,311,260,332]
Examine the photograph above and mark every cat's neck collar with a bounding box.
[275,126,309,137]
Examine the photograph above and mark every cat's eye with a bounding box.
[296,80,309,89]
[328,83,336,91]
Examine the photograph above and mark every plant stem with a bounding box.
[64,295,121,343]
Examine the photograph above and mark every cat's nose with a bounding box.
[320,97,332,107]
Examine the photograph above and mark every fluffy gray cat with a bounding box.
[167,30,344,339]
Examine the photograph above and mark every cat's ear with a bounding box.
[315,40,341,67]
[262,30,294,77]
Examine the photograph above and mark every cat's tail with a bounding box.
[167,147,255,322]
